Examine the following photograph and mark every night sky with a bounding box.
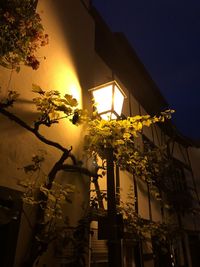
[92,0,200,141]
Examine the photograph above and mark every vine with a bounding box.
[84,111,174,167]
[0,2,184,266]
[84,111,174,201]
[118,193,180,244]
[0,87,88,266]
[0,87,178,266]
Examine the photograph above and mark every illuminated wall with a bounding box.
[0,0,95,266]
[0,1,199,266]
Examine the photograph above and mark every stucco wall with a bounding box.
[0,0,95,189]
[1,1,199,266]
[0,0,95,266]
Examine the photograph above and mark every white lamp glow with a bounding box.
[89,81,126,120]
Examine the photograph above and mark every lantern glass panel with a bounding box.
[92,85,112,114]
[114,84,124,117]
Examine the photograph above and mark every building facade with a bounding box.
[0,1,200,266]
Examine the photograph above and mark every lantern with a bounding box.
[89,80,126,120]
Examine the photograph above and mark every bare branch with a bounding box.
[0,107,68,152]
[61,164,98,179]
[47,149,73,188]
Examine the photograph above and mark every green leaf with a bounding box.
[64,94,78,107]
[32,84,44,94]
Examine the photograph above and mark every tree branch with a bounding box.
[0,107,68,152]
[61,164,98,179]
[60,164,104,209]
[47,149,73,188]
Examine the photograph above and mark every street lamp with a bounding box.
[89,80,126,120]
[89,80,126,267]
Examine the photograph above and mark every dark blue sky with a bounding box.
[92,0,200,140]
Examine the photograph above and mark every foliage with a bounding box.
[84,109,194,213]
[85,110,173,162]
[30,177,100,267]
[0,85,87,130]
[70,216,91,267]
[32,84,87,128]
[0,85,179,265]
[17,153,76,266]
[0,0,48,71]
[19,153,75,220]
[90,189,107,210]
[118,193,180,250]
[0,90,20,107]
[55,215,92,267]
[139,142,170,203]
[142,141,194,212]
[22,152,46,174]
[0,2,190,266]
[84,110,174,201]
[0,86,88,266]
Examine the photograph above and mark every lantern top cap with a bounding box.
[88,80,127,98]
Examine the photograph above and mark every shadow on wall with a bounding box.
[51,0,95,94]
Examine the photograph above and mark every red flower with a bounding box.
[26,56,40,70]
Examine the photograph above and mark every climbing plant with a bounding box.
[0,86,175,266]
[84,111,174,200]
[84,111,174,166]
[0,0,48,71]
[118,191,180,244]
[0,2,183,266]
[0,86,89,266]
